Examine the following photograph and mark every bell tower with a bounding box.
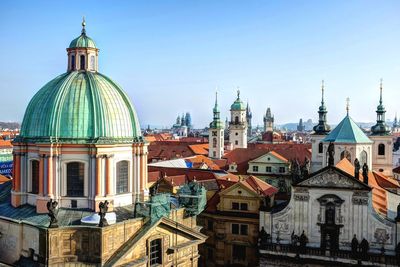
[229,90,247,149]
[208,92,224,159]
[311,81,331,172]
[370,80,393,176]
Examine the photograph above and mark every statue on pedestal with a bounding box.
[354,158,360,179]
[47,199,58,228]
[327,142,335,166]
[98,200,109,227]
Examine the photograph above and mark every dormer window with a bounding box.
[80,55,85,70]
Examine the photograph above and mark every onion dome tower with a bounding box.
[311,81,331,172]
[229,90,247,149]
[313,80,331,135]
[209,92,224,159]
[12,19,148,213]
[369,80,393,175]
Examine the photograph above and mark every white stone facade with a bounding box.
[208,128,224,159]
[260,167,399,253]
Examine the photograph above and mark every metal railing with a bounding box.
[259,243,399,265]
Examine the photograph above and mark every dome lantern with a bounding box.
[67,17,99,72]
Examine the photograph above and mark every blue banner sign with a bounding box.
[0,161,13,175]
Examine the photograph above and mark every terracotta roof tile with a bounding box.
[335,158,388,215]
[188,144,209,155]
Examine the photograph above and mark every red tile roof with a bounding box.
[185,155,221,170]
[223,143,311,174]
[0,140,12,148]
[242,175,278,196]
[188,144,209,155]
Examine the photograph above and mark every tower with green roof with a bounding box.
[12,19,148,213]
[209,92,224,159]
[369,80,393,176]
[228,89,248,149]
[311,81,331,172]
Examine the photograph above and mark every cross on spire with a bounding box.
[346,97,350,115]
[321,80,325,104]
[379,78,383,105]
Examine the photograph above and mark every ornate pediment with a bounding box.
[297,167,368,190]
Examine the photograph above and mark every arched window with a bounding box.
[116,161,129,194]
[71,55,75,70]
[340,150,351,162]
[30,160,39,194]
[235,116,239,124]
[378,144,385,156]
[67,162,84,197]
[149,239,162,265]
[212,138,217,148]
[80,55,85,70]
[360,151,368,166]
[325,203,335,225]
[318,142,323,154]
[90,55,95,70]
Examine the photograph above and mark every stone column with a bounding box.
[95,155,102,196]
[105,154,114,196]
[38,155,44,196]
[14,152,21,192]
[47,154,54,198]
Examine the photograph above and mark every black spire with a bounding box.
[371,79,390,135]
[313,80,331,135]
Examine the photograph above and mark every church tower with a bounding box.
[246,102,252,137]
[229,90,247,149]
[311,81,331,172]
[370,80,393,176]
[263,108,274,132]
[208,93,224,159]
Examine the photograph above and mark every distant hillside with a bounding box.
[0,122,20,130]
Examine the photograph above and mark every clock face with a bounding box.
[212,131,217,136]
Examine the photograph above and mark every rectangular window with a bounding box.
[232,224,239,234]
[149,239,162,265]
[232,245,246,261]
[232,224,248,235]
[240,224,248,235]
[252,165,258,172]
[279,167,285,173]
[235,140,238,145]
[266,166,272,172]
[232,202,239,210]
[240,203,248,211]
[207,219,214,231]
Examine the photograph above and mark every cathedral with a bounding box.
[0,20,206,266]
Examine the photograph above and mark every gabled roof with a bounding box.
[250,150,288,164]
[323,115,372,143]
[188,143,209,155]
[297,163,371,190]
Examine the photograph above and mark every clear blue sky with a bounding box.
[0,0,399,128]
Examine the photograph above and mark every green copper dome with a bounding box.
[230,90,245,110]
[69,35,96,49]
[19,71,142,143]
[69,19,97,49]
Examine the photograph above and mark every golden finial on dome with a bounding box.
[81,16,86,35]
